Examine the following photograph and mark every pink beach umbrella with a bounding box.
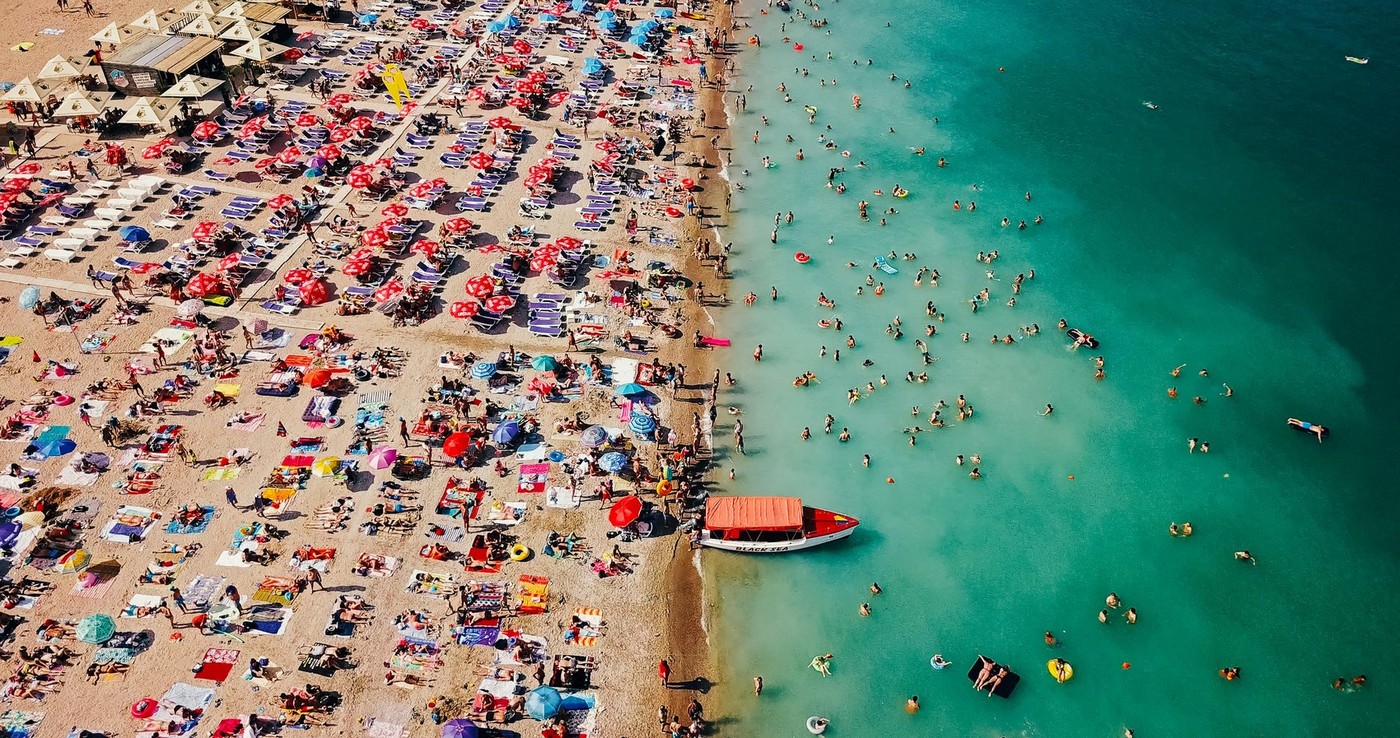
[367,446,398,470]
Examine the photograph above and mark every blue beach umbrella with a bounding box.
[628,414,656,436]
[504,14,521,28]
[599,18,617,31]
[580,425,608,448]
[19,286,40,309]
[358,13,378,23]
[596,10,614,20]
[582,58,604,75]
[570,0,587,12]
[656,8,674,18]
[540,13,557,21]
[119,225,150,242]
[304,168,323,178]
[471,362,497,379]
[524,686,563,720]
[491,421,520,444]
[38,438,77,458]
[598,451,627,473]
[486,20,506,34]
[614,382,647,397]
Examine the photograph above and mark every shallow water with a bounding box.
[704,0,1400,735]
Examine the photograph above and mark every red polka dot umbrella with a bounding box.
[328,127,354,143]
[526,71,548,84]
[342,259,371,277]
[443,217,473,234]
[266,193,294,209]
[327,93,352,107]
[448,300,479,319]
[316,143,342,160]
[253,157,277,169]
[294,113,321,127]
[408,181,437,198]
[524,173,550,189]
[347,172,374,189]
[548,91,569,105]
[192,121,221,139]
[191,221,219,241]
[512,39,534,54]
[141,144,169,160]
[373,278,405,303]
[513,80,539,94]
[216,252,244,271]
[381,202,408,217]
[283,268,314,285]
[463,275,495,298]
[484,294,516,313]
[299,278,331,306]
[465,87,486,101]
[468,152,494,170]
[347,116,374,131]
[410,239,441,257]
[277,146,303,164]
[555,236,583,249]
[235,119,265,138]
[487,116,516,129]
[1,178,32,193]
[184,272,223,298]
[13,162,39,175]
[529,253,557,272]
[410,18,433,29]
[361,228,389,248]
[507,97,532,109]
[493,54,511,65]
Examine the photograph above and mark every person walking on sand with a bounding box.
[659,659,671,686]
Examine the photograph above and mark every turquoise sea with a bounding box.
[705,0,1400,735]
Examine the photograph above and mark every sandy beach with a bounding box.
[0,0,738,735]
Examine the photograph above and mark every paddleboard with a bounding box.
[873,256,899,275]
[1345,56,1369,64]
[1047,659,1073,682]
[701,337,731,347]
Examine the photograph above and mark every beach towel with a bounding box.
[518,462,549,494]
[195,648,240,683]
[252,328,290,349]
[516,575,549,615]
[54,463,99,487]
[80,331,116,353]
[139,327,196,355]
[165,506,215,534]
[364,719,408,738]
[407,570,456,598]
[201,467,241,481]
[565,607,604,647]
[357,553,400,577]
[182,574,226,611]
[120,593,165,618]
[546,485,581,509]
[487,501,528,525]
[101,505,157,543]
[243,605,292,636]
[454,618,502,646]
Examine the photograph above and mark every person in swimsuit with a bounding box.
[972,660,996,690]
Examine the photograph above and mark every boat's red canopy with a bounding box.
[706,496,802,531]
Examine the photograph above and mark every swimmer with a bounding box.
[1098,610,1109,624]
[870,582,883,595]
[801,427,811,440]
[1182,521,1193,536]
[969,467,981,480]
[859,603,872,617]
[1045,631,1058,647]
[1040,404,1054,417]
[1234,550,1257,565]
[839,428,850,442]
[970,454,981,464]
[1171,363,1186,377]
[906,695,920,713]
[1169,522,1180,536]
[862,454,870,467]
[955,454,964,466]
[1188,437,1198,453]
[1125,607,1138,624]
[931,654,950,669]
[1106,592,1122,609]
[1222,383,1234,397]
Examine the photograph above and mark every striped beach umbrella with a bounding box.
[470,362,497,379]
[628,414,656,436]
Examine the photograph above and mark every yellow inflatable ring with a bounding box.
[510,544,530,562]
[656,480,675,496]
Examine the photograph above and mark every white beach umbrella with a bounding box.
[215,1,248,18]
[36,55,82,80]
[229,38,290,62]
[218,19,273,41]
[90,23,130,45]
[179,0,219,14]
[51,91,116,118]
[0,78,53,103]
[164,75,222,98]
[128,9,172,32]
[117,97,180,125]
[181,14,218,36]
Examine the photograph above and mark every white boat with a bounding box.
[696,496,859,553]
[1345,56,1369,64]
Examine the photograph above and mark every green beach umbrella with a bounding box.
[76,613,116,643]
[530,355,559,371]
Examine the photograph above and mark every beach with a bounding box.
[0,0,735,735]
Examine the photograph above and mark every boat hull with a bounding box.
[696,525,856,553]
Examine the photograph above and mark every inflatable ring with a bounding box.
[806,716,828,735]
[664,206,682,217]
[794,252,810,264]
[326,416,344,428]
[748,37,759,45]
[510,544,530,562]
[817,320,831,328]
[132,698,158,719]
[1047,659,1074,683]
[54,394,73,406]
[656,480,674,496]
